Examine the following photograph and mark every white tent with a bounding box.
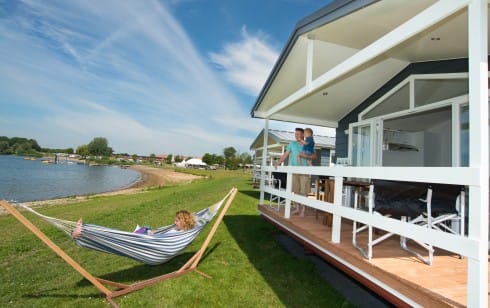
[184,158,207,168]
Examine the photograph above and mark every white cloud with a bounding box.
[209,26,279,96]
[208,26,335,138]
[0,0,262,156]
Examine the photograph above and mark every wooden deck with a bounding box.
[258,203,490,307]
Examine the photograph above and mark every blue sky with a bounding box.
[0,0,334,156]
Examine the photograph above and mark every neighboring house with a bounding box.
[251,1,488,307]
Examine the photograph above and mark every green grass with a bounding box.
[0,170,353,307]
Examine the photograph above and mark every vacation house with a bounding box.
[251,1,488,307]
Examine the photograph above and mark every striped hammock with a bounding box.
[14,190,232,265]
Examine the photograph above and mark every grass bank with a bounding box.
[0,169,353,307]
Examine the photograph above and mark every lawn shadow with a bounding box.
[224,191,392,308]
[238,189,260,199]
[23,292,96,300]
[75,243,219,286]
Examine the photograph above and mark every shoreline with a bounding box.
[2,165,201,211]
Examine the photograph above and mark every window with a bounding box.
[414,79,468,107]
[363,83,410,119]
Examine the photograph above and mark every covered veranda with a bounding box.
[251,1,489,307]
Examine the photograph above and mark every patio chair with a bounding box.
[352,180,465,265]
[315,177,333,226]
[400,183,465,264]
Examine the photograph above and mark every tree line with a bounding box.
[201,146,253,170]
[0,136,73,156]
[0,136,253,169]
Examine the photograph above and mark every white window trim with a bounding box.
[359,72,470,121]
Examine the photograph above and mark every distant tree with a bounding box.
[132,154,138,162]
[202,153,213,165]
[174,155,183,163]
[215,155,224,166]
[227,157,239,170]
[27,139,41,152]
[76,144,89,157]
[87,137,112,156]
[239,152,253,164]
[223,147,237,169]
[0,140,9,153]
[201,153,225,166]
[166,154,173,164]
[0,136,41,155]
[42,147,74,154]
[223,147,236,160]
[149,153,156,163]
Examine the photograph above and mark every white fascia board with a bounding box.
[267,113,339,128]
[264,0,469,119]
[252,111,268,118]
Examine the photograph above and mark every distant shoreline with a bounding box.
[1,165,201,213]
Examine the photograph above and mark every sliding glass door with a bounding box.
[349,120,382,166]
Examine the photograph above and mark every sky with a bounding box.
[0,0,334,156]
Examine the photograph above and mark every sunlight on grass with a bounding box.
[0,169,352,307]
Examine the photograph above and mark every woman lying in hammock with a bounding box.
[71,210,196,238]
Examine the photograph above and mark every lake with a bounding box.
[0,155,140,202]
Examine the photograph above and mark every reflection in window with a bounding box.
[415,79,468,107]
[460,105,469,167]
[364,83,410,119]
[351,125,371,166]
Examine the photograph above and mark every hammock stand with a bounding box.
[1,187,237,307]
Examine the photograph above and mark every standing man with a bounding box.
[274,128,310,216]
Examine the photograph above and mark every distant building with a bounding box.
[175,158,207,169]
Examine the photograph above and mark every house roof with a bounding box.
[250,129,335,151]
[251,0,482,127]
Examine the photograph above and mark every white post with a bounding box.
[306,34,315,91]
[285,171,293,219]
[331,176,343,243]
[467,1,488,307]
[259,119,269,205]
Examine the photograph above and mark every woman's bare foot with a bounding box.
[72,218,83,238]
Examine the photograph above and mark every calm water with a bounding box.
[0,155,140,202]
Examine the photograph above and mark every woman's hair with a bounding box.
[175,210,196,230]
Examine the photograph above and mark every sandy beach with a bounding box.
[1,165,201,212]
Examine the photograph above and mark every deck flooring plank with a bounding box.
[259,204,489,307]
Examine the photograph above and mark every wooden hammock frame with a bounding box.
[1,187,237,308]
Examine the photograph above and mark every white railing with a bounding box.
[262,165,481,260]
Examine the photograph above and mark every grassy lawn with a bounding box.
[0,169,353,307]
